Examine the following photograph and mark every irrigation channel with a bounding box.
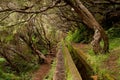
[52,41,94,80]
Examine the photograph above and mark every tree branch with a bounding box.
[92,1,120,4]
[0,0,62,14]
[6,14,35,28]
[0,12,14,22]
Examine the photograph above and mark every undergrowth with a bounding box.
[65,27,92,43]
[0,58,20,80]
[87,50,109,79]
[87,26,120,79]
[88,37,120,79]
[0,57,39,80]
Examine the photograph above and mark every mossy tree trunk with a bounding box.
[64,0,109,54]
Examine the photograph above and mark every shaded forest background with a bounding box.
[0,0,120,80]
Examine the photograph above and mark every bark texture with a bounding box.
[64,0,109,53]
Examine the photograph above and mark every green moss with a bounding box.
[109,38,120,50]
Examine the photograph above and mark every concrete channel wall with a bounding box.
[53,42,82,80]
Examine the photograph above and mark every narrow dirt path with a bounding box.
[33,63,50,80]
[33,47,56,80]
[33,55,52,80]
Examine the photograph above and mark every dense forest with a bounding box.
[0,0,120,80]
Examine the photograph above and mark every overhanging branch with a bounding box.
[92,1,120,4]
[0,0,62,14]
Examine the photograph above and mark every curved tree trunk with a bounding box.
[64,0,109,54]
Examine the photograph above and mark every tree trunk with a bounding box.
[64,0,109,53]
[19,35,47,63]
[1,50,20,73]
[31,45,47,63]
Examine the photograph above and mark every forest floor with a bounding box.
[103,48,120,79]
[72,43,120,79]
[33,47,56,80]
[32,55,52,80]
[32,43,120,80]
[32,43,86,80]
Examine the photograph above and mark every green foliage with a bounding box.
[107,27,120,38]
[65,70,73,80]
[0,69,20,80]
[20,73,33,80]
[65,31,73,42]
[65,29,84,43]
[0,54,39,80]
[100,37,120,50]
[66,42,79,63]
[13,56,39,73]
[65,26,92,43]
[0,25,50,80]
[5,35,13,43]
[87,50,109,79]
[32,35,38,44]
[0,33,13,43]
[72,29,83,43]
[41,49,48,55]
[109,38,120,50]
[0,57,38,80]
[87,53,108,72]
[88,37,120,79]
[0,58,6,63]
